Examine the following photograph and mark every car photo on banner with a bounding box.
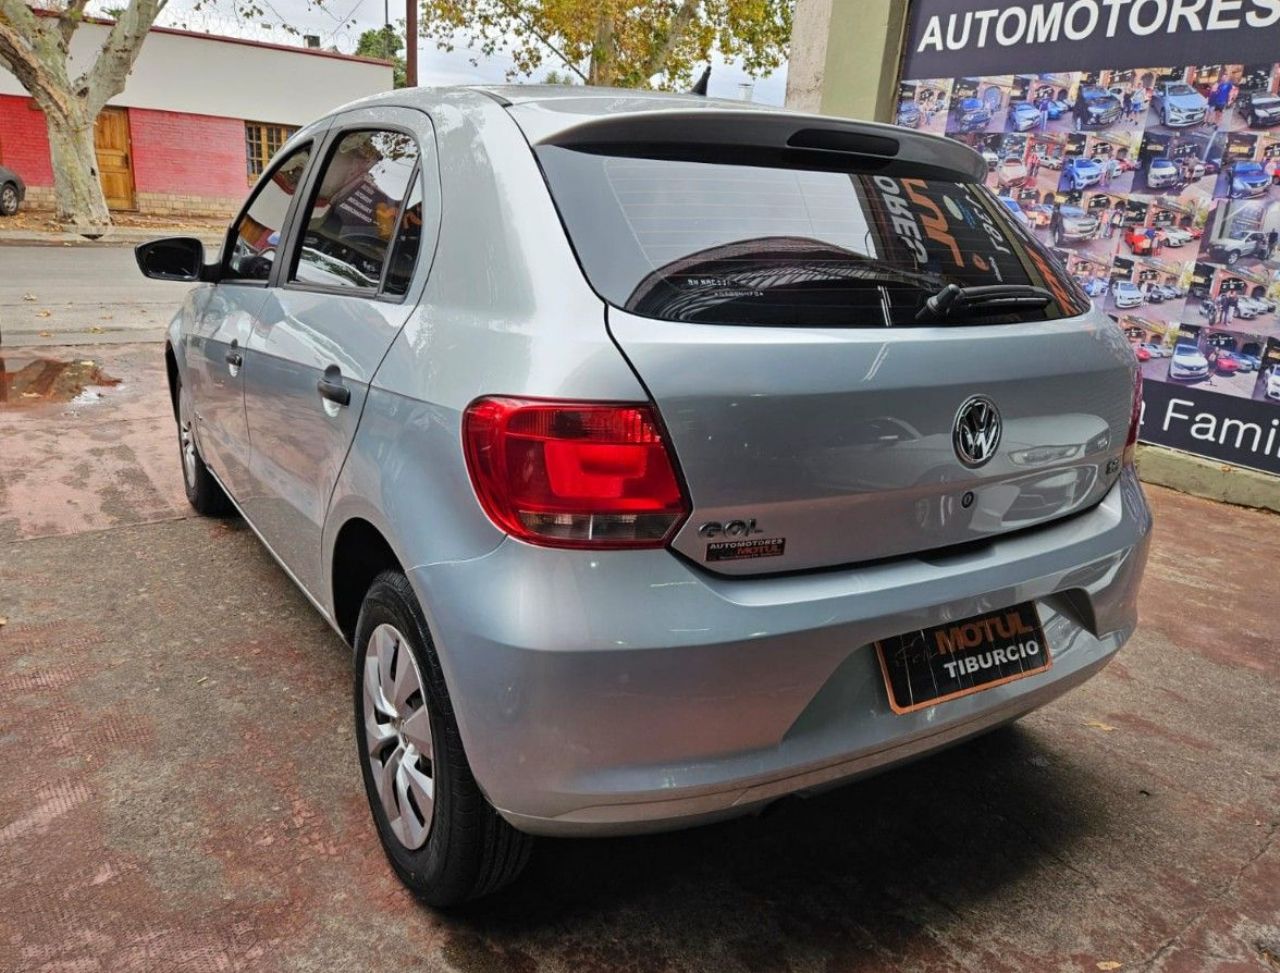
[1183,261,1280,340]
[1103,254,1191,326]
[1033,189,1123,260]
[895,77,954,135]
[1134,128,1219,201]
[1161,322,1274,397]
[1115,313,1175,379]
[894,54,1280,477]
[1198,197,1280,272]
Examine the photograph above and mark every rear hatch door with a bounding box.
[529,111,1137,575]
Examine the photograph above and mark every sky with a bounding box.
[139,0,788,105]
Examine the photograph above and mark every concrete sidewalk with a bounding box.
[0,210,224,250]
[1,341,1277,972]
[0,225,225,249]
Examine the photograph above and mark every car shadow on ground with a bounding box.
[443,722,1110,964]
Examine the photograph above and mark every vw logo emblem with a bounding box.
[953,396,1002,467]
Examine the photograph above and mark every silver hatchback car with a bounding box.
[137,86,1151,906]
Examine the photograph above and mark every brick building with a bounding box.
[0,19,392,217]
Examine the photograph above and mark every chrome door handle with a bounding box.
[225,351,243,367]
[317,365,350,407]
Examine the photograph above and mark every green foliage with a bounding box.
[355,24,407,87]
[418,0,792,89]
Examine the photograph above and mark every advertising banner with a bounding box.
[895,0,1280,476]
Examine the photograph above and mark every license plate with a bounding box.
[875,603,1051,715]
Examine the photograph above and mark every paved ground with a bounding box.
[2,342,1279,973]
[0,246,196,348]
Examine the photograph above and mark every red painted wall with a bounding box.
[0,95,54,186]
[129,108,246,198]
[0,97,246,200]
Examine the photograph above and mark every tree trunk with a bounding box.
[588,10,614,86]
[45,104,110,235]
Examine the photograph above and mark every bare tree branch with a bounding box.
[0,4,74,115]
[58,0,92,48]
[82,0,165,113]
[641,0,699,80]
[498,0,588,83]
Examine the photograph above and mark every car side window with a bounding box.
[223,145,312,283]
[381,176,422,297]
[289,129,420,293]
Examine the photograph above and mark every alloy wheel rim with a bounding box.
[178,393,198,487]
[0,187,15,211]
[362,622,434,850]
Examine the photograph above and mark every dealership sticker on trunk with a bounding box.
[875,603,1050,714]
[705,537,786,562]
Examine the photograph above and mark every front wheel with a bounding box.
[0,183,19,216]
[353,571,532,907]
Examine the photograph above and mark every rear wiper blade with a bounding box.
[915,283,1053,322]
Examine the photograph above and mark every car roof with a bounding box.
[338,84,989,181]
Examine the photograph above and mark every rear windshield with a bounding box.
[537,146,1090,327]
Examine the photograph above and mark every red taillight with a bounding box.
[1124,367,1143,466]
[462,397,690,548]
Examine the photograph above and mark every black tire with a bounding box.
[353,570,532,907]
[0,182,19,217]
[175,374,231,516]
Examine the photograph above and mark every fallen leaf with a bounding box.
[37,330,52,337]
[21,292,36,301]
[1084,720,1116,732]
[1097,963,1122,971]
[88,326,105,334]
[35,310,51,318]
[21,391,40,398]
[0,615,7,627]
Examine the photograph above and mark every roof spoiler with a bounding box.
[528,109,987,182]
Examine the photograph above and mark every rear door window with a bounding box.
[289,129,420,293]
[536,147,1089,326]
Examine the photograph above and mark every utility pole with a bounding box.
[405,0,418,87]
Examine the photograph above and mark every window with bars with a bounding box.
[245,122,299,184]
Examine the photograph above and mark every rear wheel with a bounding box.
[0,183,18,217]
[175,376,231,515]
[353,570,532,907]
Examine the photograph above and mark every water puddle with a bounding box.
[0,355,121,408]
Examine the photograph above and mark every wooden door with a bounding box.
[94,107,135,210]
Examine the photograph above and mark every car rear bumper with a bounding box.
[412,468,1151,837]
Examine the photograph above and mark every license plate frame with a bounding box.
[875,603,1051,715]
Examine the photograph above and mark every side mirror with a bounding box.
[135,237,209,282]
